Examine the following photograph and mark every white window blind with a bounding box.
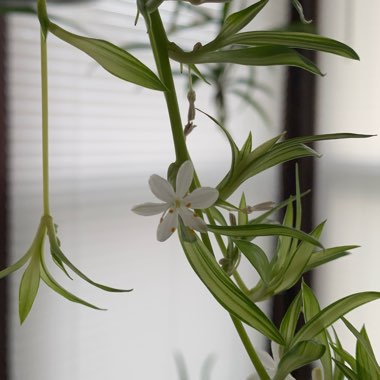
[6,2,286,379]
[316,0,380,357]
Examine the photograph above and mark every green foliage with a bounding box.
[1,0,378,377]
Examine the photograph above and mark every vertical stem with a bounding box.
[231,315,270,380]
[147,10,188,164]
[40,30,50,216]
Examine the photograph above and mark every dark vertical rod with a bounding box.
[0,15,8,380]
[272,1,318,379]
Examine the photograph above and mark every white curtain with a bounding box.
[316,0,380,357]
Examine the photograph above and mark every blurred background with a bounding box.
[0,0,379,379]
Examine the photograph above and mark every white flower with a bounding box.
[132,161,219,242]
[247,342,295,380]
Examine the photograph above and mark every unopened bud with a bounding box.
[229,213,237,226]
[243,201,276,214]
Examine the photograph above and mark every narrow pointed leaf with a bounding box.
[46,222,132,292]
[50,240,132,293]
[234,240,270,284]
[305,245,357,272]
[223,32,359,60]
[238,193,248,226]
[333,361,359,380]
[272,201,294,275]
[292,292,380,345]
[302,281,333,380]
[179,229,284,344]
[274,222,325,293]
[331,344,357,372]
[274,340,325,380]
[19,255,41,324]
[277,133,373,148]
[39,253,104,311]
[0,250,32,280]
[190,46,323,75]
[207,224,323,248]
[342,318,380,376]
[331,329,346,380]
[47,22,165,91]
[217,0,269,40]
[189,64,211,85]
[280,291,302,345]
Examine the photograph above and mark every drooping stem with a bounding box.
[40,29,50,216]
[147,10,189,164]
[231,315,270,380]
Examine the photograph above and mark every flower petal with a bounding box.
[178,207,207,232]
[176,160,194,198]
[157,209,178,242]
[149,174,175,203]
[132,202,169,216]
[183,187,219,209]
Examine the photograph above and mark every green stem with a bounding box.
[147,10,189,164]
[40,29,50,216]
[231,315,270,380]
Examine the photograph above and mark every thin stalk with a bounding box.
[231,315,270,380]
[40,30,50,216]
[146,11,263,378]
[147,10,188,164]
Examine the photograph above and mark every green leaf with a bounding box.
[218,132,372,201]
[208,206,228,226]
[274,340,325,380]
[234,240,270,284]
[331,329,346,380]
[302,281,333,380]
[342,318,380,378]
[305,245,357,272]
[273,222,325,293]
[238,193,248,226]
[330,330,357,373]
[50,242,132,293]
[190,46,323,76]
[197,108,239,188]
[217,0,269,41]
[223,31,359,60]
[39,249,104,311]
[179,229,284,344]
[0,250,32,280]
[279,291,302,345]
[333,361,359,380]
[47,22,166,91]
[292,292,380,346]
[207,224,323,248]
[46,219,132,293]
[271,201,294,276]
[189,64,211,85]
[355,326,380,380]
[19,254,41,324]
[277,133,373,148]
